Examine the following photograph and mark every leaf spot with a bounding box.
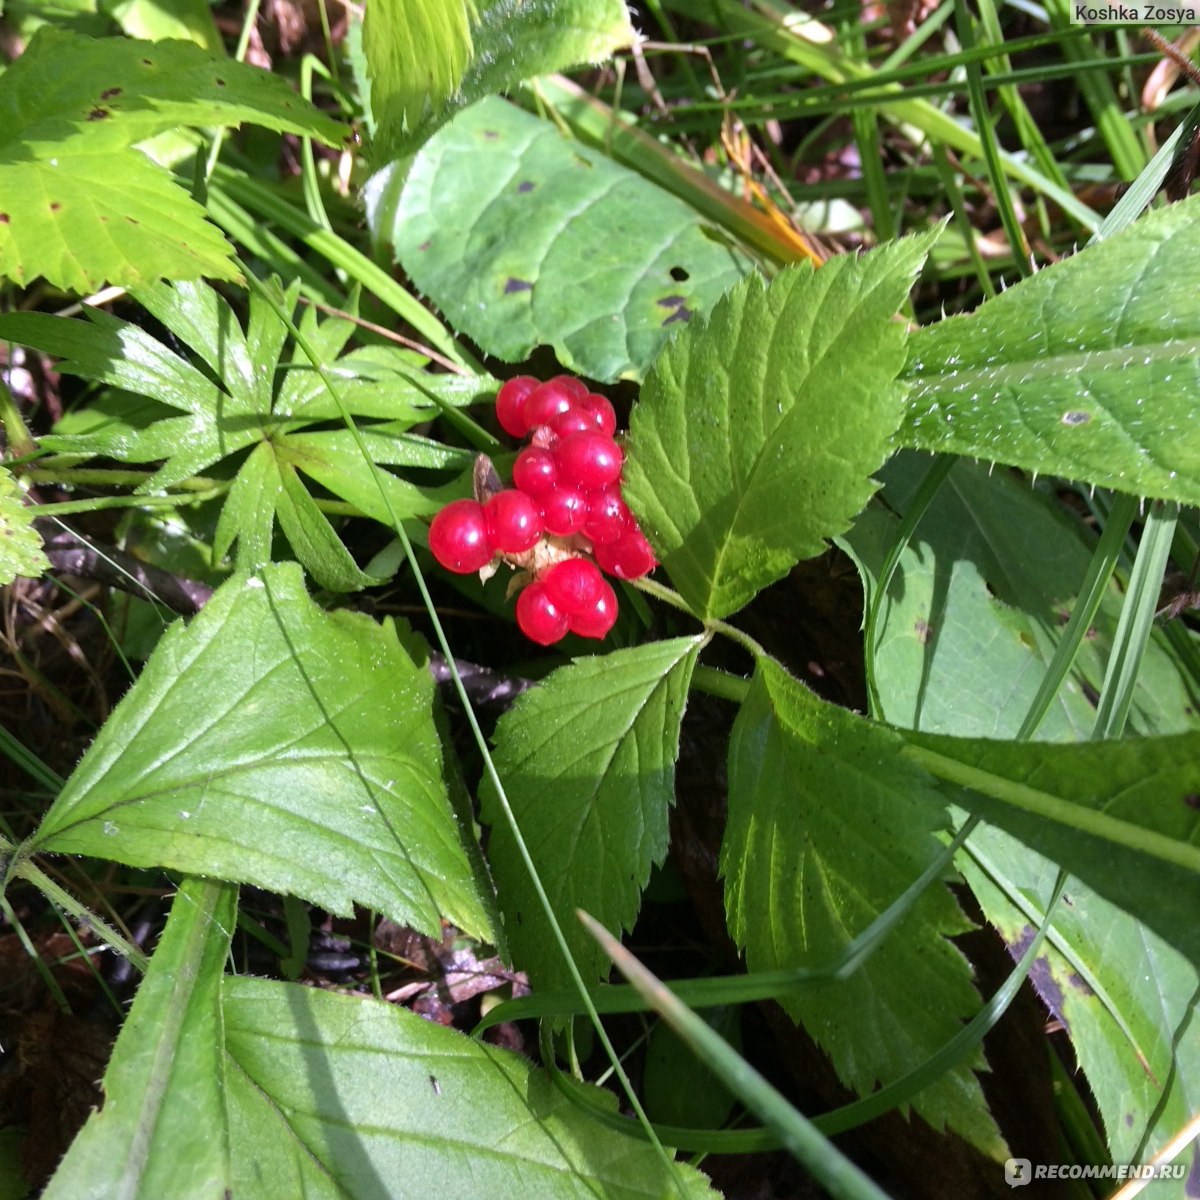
[0,213,8,224]
[1184,793,1200,809]
[517,180,535,193]
[504,277,533,294]
[482,129,499,139]
[914,618,931,644]
[49,202,62,212]
[417,240,431,252]
[1061,409,1092,426]
[100,87,123,100]
[669,266,689,282]
[87,107,109,121]
[656,294,693,325]
[216,78,227,87]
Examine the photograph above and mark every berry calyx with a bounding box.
[495,376,540,437]
[542,558,605,615]
[555,432,624,491]
[429,499,494,574]
[516,582,569,645]
[568,579,619,640]
[484,489,541,553]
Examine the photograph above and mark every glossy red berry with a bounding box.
[594,527,656,580]
[496,376,539,438]
[547,408,597,439]
[516,582,569,645]
[550,374,590,400]
[524,378,580,429]
[484,489,541,553]
[429,499,494,574]
[569,579,619,640]
[578,393,617,436]
[542,558,605,615]
[583,487,630,545]
[555,432,623,491]
[512,446,558,498]
[539,485,589,536]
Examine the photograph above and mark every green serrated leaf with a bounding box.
[480,637,703,990]
[959,827,1200,1182]
[387,96,755,382]
[625,235,935,620]
[906,729,1200,969]
[900,194,1200,504]
[722,660,1005,1157]
[273,458,378,592]
[213,441,281,569]
[223,976,718,1199]
[0,27,345,290]
[41,878,236,1200]
[26,563,493,940]
[0,469,49,584]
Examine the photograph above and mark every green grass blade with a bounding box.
[579,911,893,1200]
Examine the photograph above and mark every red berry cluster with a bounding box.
[428,374,656,646]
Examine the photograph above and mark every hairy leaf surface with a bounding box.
[900,195,1200,504]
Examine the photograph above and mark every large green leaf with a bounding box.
[843,455,1197,738]
[623,236,933,621]
[480,637,703,990]
[959,828,1200,1186]
[905,729,1200,969]
[41,878,237,1200]
[0,469,48,584]
[0,28,346,291]
[899,195,1200,505]
[846,454,1200,1177]
[25,563,493,940]
[388,96,755,382]
[223,976,718,1199]
[722,659,1004,1156]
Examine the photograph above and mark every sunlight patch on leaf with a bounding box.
[27,563,494,940]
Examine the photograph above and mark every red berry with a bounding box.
[578,393,617,436]
[429,499,494,574]
[542,558,605,615]
[512,446,558,498]
[496,376,539,438]
[524,378,579,429]
[583,487,630,545]
[555,432,623,491]
[594,527,657,580]
[484,489,541,553]
[568,579,619,640]
[550,374,590,400]
[516,582,569,645]
[547,408,596,439]
[539,485,589,536]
